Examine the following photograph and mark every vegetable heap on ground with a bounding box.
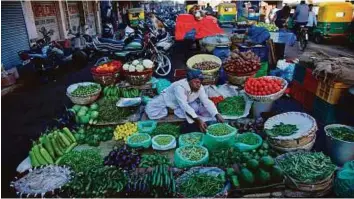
[92,60,122,74]
[63,165,127,198]
[266,122,298,137]
[29,127,77,167]
[104,145,141,170]
[179,173,225,198]
[223,49,260,75]
[139,153,171,168]
[150,123,181,138]
[208,147,242,168]
[114,122,138,142]
[327,126,354,142]
[70,103,99,125]
[57,149,103,173]
[218,96,245,116]
[245,77,283,96]
[207,124,235,136]
[192,61,220,70]
[73,126,113,146]
[178,146,207,161]
[97,98,136,123]
[277,152,336,183]
[255,22,278,32]
[71,84,100,97]
[103,85,141,100]
[123,59,154,73]
[235,133,260,145]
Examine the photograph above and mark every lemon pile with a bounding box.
[114,122,138,142]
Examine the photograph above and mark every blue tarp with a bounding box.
[247,26,270,44]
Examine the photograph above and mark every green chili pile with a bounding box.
[328,127,354,142]
[207,124,234,136]
[235,133,260,145]
[179,173,225,197]
[179,146,207,161]
[150,123,181,138]
[97,98,136,123]
[278,152,336,183]
[129,134,150,144]
[218,96,245,116]
[266,122,298,137]
[58,149,103,173]
[154,135,173,146]
[139,153,171,168]
[71,84,100,97]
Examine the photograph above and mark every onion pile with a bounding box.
[223,49,261,76]
[192,61,219,70]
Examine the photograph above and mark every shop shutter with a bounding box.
[1,1,30,69]
[32,1,61,41]
[87,2,97,35]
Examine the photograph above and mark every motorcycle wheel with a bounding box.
[152,53,171,77]
[72,50,88,69]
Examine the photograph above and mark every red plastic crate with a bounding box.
[303,68,318,94]
[290,81,305,105]
[303,90,315,112]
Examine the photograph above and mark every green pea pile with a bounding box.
[71,84,100,97]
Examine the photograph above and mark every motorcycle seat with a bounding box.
[98,37,125,45]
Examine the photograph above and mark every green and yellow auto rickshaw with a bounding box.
[313,2,354,43]
[217,3,237,26]
[128,8,144,27]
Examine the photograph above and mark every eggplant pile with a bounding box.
[223,49,261,76]
[104,145,141,170]
[229,118,264,134]
[48,109,77,130]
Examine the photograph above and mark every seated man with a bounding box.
[145,70,224,132]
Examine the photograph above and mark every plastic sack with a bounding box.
[174,146,209,168]
[334,160,354,198]
[138,120,157,134]
[176,167,231,197]
[178,132,204,147]
[234,132,263,152]
[155,79,171,94]
[269,62,295,83]
[203,123,237,151]
[127,133,152,148]
[152,134,176,151]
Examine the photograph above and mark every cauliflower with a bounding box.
[143,59,154,69]
[128,65,136,72]
[132,60,140,66]
[136,64,144,72]
[123,64,130,71]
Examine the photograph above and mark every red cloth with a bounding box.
[175,14,224,41]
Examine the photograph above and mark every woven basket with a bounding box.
[245,76,288,102]
[186,54,222,76]
[91,71,119,86]
[226,72,255,85]
[124,69,153,86]
[66,82,101,105]
[268,130,316,148]
[269,134,316,153]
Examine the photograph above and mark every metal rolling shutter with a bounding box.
[1,1,30,69]
[87,2,97,35]
[32,1,61,41]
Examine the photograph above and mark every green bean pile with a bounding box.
[58,149,103,173]
[129,134,149,144]
[278,152,336,183]
[266,122,298,137]
[179,146,207,161]
[150,123,181,138]
[235,133,260,145]
[71,84,100,97]
[328,127,354,142]
[97,98,136,123]
[179,173,225,197]
[208,124,234,136]
[181,134,203,145]
[154,135,173,146]
[218,96,245,116]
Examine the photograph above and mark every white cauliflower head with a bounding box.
[143,59,154,69]
[132,60,140,66]
[123,64,130,71]
[136,64,144,72]
[128,65,136,72]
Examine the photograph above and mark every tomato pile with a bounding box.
[209,96,224,105]
[245,77,283,96]
[92,60,122,74]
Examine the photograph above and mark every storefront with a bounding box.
[87,1,97,35]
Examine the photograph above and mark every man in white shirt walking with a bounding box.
[306,4,317,35]
[145,70,225,132]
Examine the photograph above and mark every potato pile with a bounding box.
[192,61,220,70]
[223,49,261,76]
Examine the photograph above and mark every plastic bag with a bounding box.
[127,133,152,148]
[152,134,176,150]
[234,132,263,152]
[203,123,237,151]
[247,26,270,44]
[334,160,354,198]
[138,120,157,134]
[184,28,197,40]
[178,132,204,147]
[155,79,171,94]
[174,145,209,168]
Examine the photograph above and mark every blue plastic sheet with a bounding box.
[247,26,270,44]
[269,63,295,83]
[270,30,297,46]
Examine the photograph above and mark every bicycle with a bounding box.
[297,25,309,51]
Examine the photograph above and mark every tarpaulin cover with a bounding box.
[175,14,224,41]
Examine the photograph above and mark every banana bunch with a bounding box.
[29,127,77,167]
[114,122,138,142]
[103,85,141,100]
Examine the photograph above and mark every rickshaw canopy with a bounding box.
[217,3,237,15]
[317,2,353,23]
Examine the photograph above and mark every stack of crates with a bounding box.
[291,64,351,124]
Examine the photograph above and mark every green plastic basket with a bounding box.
[127,133,152,148]
[204,123,237,151]
[174,145,209,168]
[234,132,263,152]
[137,120,157,134]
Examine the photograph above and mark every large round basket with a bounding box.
[226,71,255,85]
[66,82,101,105]
[265,112,318,148]
[124,69,153,86]
[186,54,222,76]
[268,134,316,153]
[245,76,288,102]
[91,69,119,86]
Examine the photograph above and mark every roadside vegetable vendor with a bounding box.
[145,70,225,132]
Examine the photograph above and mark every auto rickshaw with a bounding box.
[313,2,354,43]
[217,3,237,26]
[128,8,144,27]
